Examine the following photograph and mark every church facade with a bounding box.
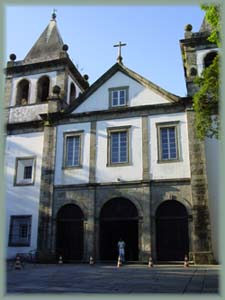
[5,13,218,263]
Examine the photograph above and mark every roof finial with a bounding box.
[113,41,127,64]
[52,9,57,20]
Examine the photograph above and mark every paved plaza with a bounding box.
[6,263,220,294]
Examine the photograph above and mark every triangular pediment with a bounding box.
[65,63,180,115]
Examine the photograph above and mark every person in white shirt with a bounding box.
[117,238,126,262]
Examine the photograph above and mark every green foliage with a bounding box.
[193,5,220,139]
[201,5,220,46]
[193,55,219,139]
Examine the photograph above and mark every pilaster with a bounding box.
[37,124,57,261]
[187,109,213,264]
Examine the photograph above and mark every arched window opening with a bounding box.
[204,51,217,69]
[16,79,29,105]
[37,76,50,102]
[69,82,76,103]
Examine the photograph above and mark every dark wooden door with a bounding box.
[100,198,139,261]
[56,204,84,261]
[156,201,189,261]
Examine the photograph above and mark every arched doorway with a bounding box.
[56,204,84,261]
[156,200,189,261]
[100,198,139,261]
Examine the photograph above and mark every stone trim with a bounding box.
[142,116,150,180]
[14,156,36,186]
[50,103,188,126]
[89,121,97,183]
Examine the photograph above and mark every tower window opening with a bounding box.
[69,82,76,103]
[204,51,217,69]
[37,76,50,102]
[16,79,29,105]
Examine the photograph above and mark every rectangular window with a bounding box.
[14,157,36,186]
[8,215,31,247]
[157,122,180,162]
[108,127,130,165]
[109,87,128,108]
[64,132,83,168]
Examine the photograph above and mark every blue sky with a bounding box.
[5,5,205,96]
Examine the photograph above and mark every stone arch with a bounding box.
[16,78,30,105]
[37,75,50,102]
[152,197,192,217]
[99,197,139,261]
[56,203,84,261]
[97,194,144,221]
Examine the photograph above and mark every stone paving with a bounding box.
[6,263,220,294]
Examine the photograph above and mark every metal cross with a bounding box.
[52,9,57,20]
[113,41,127,64]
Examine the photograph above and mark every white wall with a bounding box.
[5,132,44,258]
[9,104,48,123]
[96,117,143,183]
[54,122,91,185]
[205,137,219,262]
[149,112,191,180]
[74,71,169,114]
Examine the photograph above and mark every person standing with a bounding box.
[117,238,126,262]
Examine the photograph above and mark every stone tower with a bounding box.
[180,18,218,96]
[179,18,218,263]
[5,12,89,125]
[5,12,89,261]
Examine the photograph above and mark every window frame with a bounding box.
[63,131,84,169]
[107,126,131,167]
[14,157,36,186]
[8,215,32,247]
[108,86,129,108]
[156,121,180,163]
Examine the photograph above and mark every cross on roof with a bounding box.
[113,41,126,64]
[52,9,57,20]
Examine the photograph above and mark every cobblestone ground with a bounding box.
[6,263,220,294]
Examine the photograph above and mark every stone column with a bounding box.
[37,124,56,261]
[89,121,97,183]
[187,109,213,264]
[4,75,13,121]
[140,185,151,261]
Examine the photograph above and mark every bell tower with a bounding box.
[180,18,218,96]
[4,11,89,124]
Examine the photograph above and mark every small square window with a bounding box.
[8,215,32,247]
[157,122,180,162]
[14,157,36,186]
[63,132,83,168]
[109,87,129,108]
